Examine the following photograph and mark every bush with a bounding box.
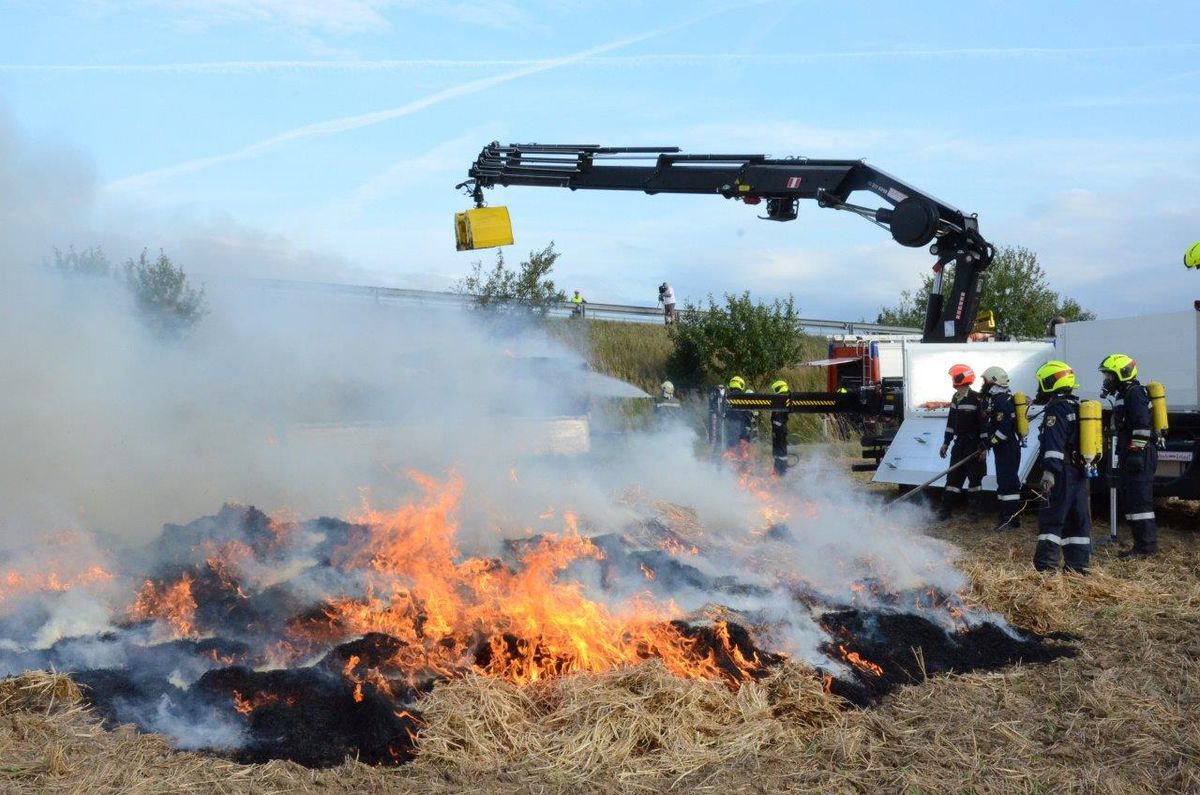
[52,245,112,278]
[456,243,566,316]
[124,249,208,336]
[667,292,809,389]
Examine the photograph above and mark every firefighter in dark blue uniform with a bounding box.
[769,379,790,476]
[724,375,753,451]
[1033,360,1091,573]
[938,364,986,520]
[978,366,1023,531]
[1099,354,1158,558]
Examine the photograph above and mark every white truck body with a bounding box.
[1055,310,1199,410]
[873,340,1053,490]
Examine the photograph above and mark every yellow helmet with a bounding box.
[1098,353,1138,383]
[1035,360,1077,394]
[770,379,789,394]
[728,375,746,391]
[1185,240,1200,269]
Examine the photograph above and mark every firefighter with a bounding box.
[724,375,753,450]
[978,366,1022,531]
[769,379,790,476]
[570,289,587,317]
[654,380,682,428]
[938,364,985,520]
[1033,360,1091,573]
[1099,353,1158,557]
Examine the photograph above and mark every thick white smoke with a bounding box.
[0,102,978,688]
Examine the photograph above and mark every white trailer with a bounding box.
[1056,308,1200,494]
[869,306,1200,498]
[1056,310,1198,409]
[872,340,1052,491]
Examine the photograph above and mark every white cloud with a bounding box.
[994,176,1200,319]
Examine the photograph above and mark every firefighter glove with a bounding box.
[939,444,948,459]
[1039,472,1056,494]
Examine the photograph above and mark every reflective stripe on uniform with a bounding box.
[1062,536,1091,545]
[945,486,961,493]
[993,430,1007,440]
[1132,429,1152,438]
[1065,413,1076,420]
[967,486,982,492]
[1044,451,1065,460]
[955,404,977,411]
[1037,533,1062,544]
[997,493,1021,501]
[1127,511,1156,521]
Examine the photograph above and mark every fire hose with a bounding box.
[885,455,982,508]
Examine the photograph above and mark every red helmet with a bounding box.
[948,364,975,387]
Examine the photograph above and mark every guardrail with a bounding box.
[220,277,920,338]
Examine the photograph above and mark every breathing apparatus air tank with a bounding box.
[1079,400,1103,476]
[1147,381,1169,437]
[1013,392,1030,441]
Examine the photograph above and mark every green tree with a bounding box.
[876,245,1095,338]
[124,249,208,336]
[667,292,807,388]
[456,242,567,316]
[52,245,112,277]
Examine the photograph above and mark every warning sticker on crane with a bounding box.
[786,176,803,188]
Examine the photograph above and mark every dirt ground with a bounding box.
[2,497,1198,795]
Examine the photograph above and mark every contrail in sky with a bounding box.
[104,9,727,193]
[9,44,1199,76]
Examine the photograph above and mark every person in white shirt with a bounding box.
[658,282,676,325]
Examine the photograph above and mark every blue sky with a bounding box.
[1,0,1198,320]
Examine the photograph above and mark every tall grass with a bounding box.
[548,319,838,443]
[547,319,674,395]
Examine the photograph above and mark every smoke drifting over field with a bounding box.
[0,107,1070,766]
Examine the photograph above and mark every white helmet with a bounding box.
[661,380,675,399]
[981,366,1010,388]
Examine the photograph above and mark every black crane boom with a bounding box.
[458,142,995,343]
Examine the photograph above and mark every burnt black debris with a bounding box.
[819,609,1076,706]
[194,666,422,767]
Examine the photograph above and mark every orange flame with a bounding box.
[130,574,197,637]
[838,644,884,677]
[284,472,769,686]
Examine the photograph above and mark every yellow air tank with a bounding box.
[1079,400,1103,473]
[454,206,513,251]
[1013,391,1030,438]
[1147,381,1169,436]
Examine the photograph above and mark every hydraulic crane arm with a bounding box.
[457,142,995,343]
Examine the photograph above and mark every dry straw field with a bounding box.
[2,507,1196,795]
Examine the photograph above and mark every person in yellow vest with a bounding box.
[570,289,586,318]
